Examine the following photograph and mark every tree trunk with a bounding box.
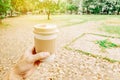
[70,10,72,14]
[117,9,120,15]
[48,13,50,20]
[10,10,13,17]
[0,19,2,24]
[47,10,50,20]
[82,8,85,14]
[117,12,119,15]
[86,7,90,14]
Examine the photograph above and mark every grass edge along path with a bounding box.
[64,33,120,63]
[61,20,87,28]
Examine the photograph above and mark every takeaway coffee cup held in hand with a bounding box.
[33,24,59,62]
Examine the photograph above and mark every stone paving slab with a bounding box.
[66,33,120,62]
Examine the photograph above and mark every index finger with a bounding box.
[32,52,50,62]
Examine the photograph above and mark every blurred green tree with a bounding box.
[59,2,67,13]
[11,0,28,14]
[0,0,11,23]
[82,0,120,15]
[115,0,120,15]
[67,0,73,4]
[67,3,78,14]
[82,0,94,14]
[39,0,59,20]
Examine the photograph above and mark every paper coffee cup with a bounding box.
[33,24,58,62]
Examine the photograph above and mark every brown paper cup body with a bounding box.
[34,37,56,54]
[34,24,58,54]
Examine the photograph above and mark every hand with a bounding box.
[9,47,50,80]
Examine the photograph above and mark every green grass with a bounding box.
[1,15,120,29]
[95,39,119,52]
[96,39,118,49]
[28,15,87,27]
[28,15,120,28]
[100,25,120,35]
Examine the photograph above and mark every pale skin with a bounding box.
[4,47,50,80]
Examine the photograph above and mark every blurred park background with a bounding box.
[1,0,120,35]
[0,0,120,80]
[0,0,120,21]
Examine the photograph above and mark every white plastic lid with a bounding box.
[34,24,59,35]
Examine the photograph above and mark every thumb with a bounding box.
[33,52,50,62]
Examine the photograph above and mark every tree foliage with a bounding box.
[82,0,120,15]
[0,0,11,23]
[11,0,32,14]
[0,0,120,21]
[0,0,11,18]
[67,4,78,14]
[38,0,59,20]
